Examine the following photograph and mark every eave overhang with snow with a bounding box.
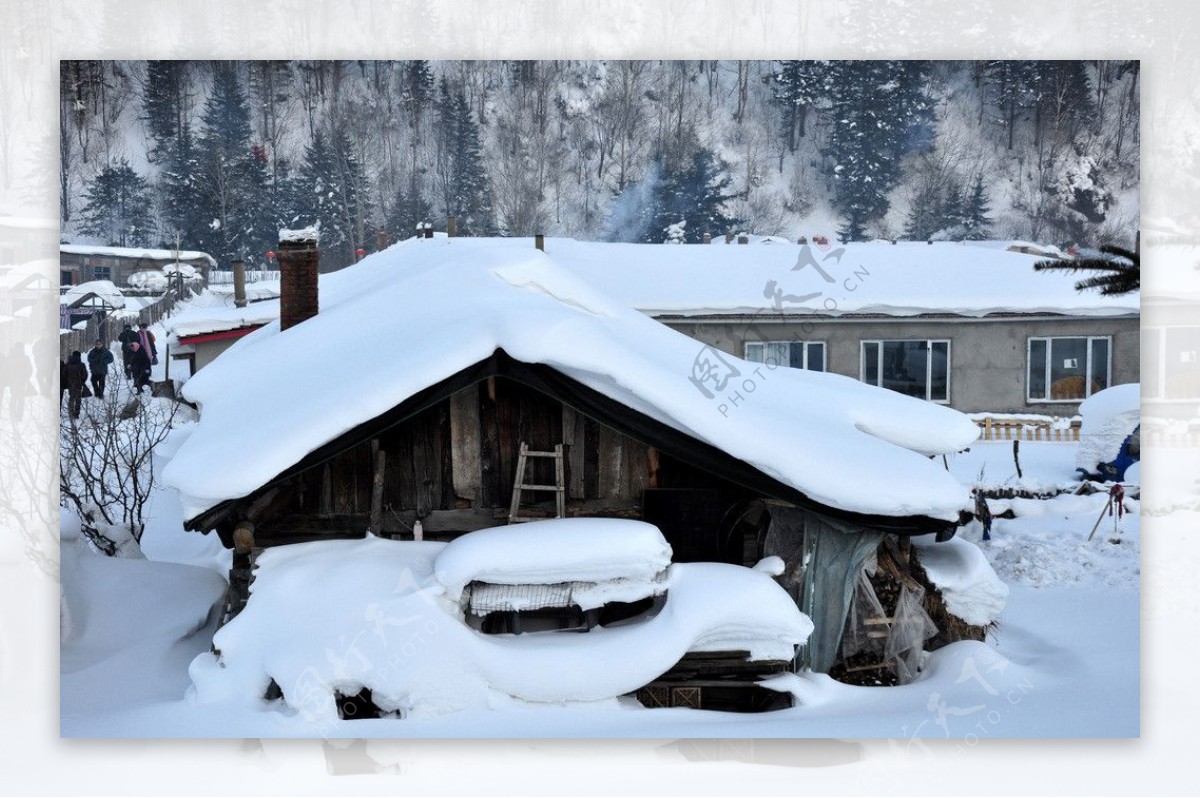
[162,237,982,535]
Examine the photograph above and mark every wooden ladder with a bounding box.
[508,442,566,523]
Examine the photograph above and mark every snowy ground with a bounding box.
[59,424,1142,738]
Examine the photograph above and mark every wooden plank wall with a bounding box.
[262,377,679,532]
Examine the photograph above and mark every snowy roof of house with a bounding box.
[165,301,279,342]
[548,238,1138,318]
[162,236,980,525]
[60,280,126,309]
[60,244,217,268]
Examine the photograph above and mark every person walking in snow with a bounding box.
[128,341,152,395]
[117,323,138,379]
[136,322,158,366]
[63,351,88,419]
[86,339,114,400]
[2,344,32,420]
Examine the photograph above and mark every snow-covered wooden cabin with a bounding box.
[163,233,988,677]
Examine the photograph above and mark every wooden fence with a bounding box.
[976,418,1080,443]
[208,269,281,284]
[59,284,201,361]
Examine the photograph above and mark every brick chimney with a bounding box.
[278,231,319,331]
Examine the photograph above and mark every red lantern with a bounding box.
[266,250,276,261]
[356,248,366,256]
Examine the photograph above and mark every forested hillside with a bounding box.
[59,60,1139,270]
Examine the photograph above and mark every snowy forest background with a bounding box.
[59,60,1139,270]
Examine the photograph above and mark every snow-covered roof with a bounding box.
[161,236,981,523]
[61,280,126,309]
[166,301,278,341]
[60,244,217,268]
[547,238,1137,318]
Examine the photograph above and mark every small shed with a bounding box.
[163,235,986,679]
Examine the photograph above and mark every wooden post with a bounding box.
[369,439,386,535]
[725,231,734,244]
[232,259,247,308]
[737,233,749,244]
[984,416,993,441]
[376,230,389,251]
[447,216,457,237]
[535,234,545,251]
[702,231,711,244]
[424,223,434,239]
[233,522,256,555]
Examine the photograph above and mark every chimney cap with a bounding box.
[279,223,320,244]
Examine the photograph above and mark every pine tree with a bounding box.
[825,61,932,241]
[193,63,265,263]
[434,78,495,235]
[386,179,434,241]
[79,158,154,247]
[143,60,186,164]
[961,176,993,240]
[161,121,207,250]
[299,125,373,264]
[772,60,825,154]
[642,148,741,243]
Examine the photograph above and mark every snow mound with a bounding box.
[189,536,811,719]
[434,519,672,607]
[1076,383,1139,470]
[163,237,980,524]
[127,271,169,292]
[912,537,1008,626]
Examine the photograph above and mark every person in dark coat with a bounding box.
[117,323,138,379]
[64,351,88,419]
[59,358,67,406]
[86,339,114,399]
[129,341,152,394]
[2,344,32,421]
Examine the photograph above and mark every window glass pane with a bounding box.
[863,342,879,385]
[1029,339,1047,399]
[1142,329,1161,399]
[789,342,806,369]
[881,341,928,399]
[806,342,825,372]
[1049,338,1088,399]
[765,342,789,368]
[745,342,764,363]
[929,341,949,401]
[1089,338,1110,394]
[1165,327,1200,400]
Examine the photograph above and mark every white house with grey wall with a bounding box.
[548,237,1138,416]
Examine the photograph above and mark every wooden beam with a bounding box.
[449,387,482,505]
[369,439,385,535]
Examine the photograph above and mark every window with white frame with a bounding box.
[1027,336,1111,402]
[1142,326,1200,401]
[744,340,825,371]
[860,339,950,402]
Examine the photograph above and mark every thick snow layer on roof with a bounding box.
[162,237,981,522]
[61,244,216,267]
[435,519,672,605]
[188,536,811,717]
[166,300,279,341]
[61,280,126,309]
[546,238,1136,317]
[912,537,1008,626]
[1076,383,1140,469]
